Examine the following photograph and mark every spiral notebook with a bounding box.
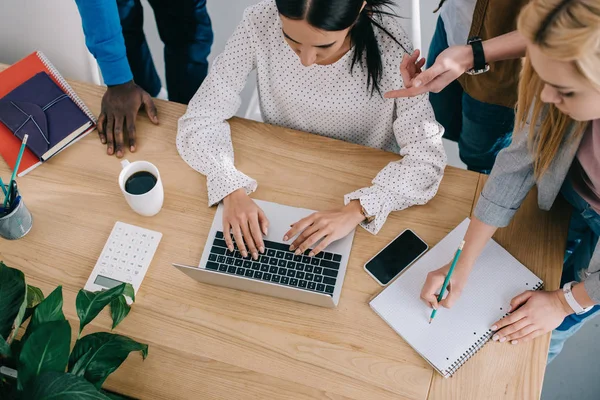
[370,218,543,378]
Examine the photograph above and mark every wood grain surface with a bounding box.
[0,64,567,399]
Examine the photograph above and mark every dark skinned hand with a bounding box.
[97,80,159,158]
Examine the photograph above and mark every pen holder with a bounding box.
[0,185,33,240]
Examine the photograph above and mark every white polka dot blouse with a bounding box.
[176,0,447,234]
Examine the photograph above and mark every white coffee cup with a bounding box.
[119,160,164,216]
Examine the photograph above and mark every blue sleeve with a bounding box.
[74,0,133,86]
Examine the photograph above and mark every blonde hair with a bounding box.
[516,0,600,178]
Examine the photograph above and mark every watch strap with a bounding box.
[360,206,376,224]
[468,37,486,71]
[563,281,593,315]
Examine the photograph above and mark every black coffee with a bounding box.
[125,171,157,195]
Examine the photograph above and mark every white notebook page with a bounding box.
[370,218,542,377]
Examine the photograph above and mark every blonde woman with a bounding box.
[420,0,600,362]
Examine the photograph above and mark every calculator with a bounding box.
[84,222,162,303]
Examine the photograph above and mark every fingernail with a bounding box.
[130,146,136,152]
[252,252,258,260]
[414,80,422,87]
[101,138,106,144]
[499,337,506,343]
[259,246,265,254]
[264,228,268,235]
[242,251,248,258]
[309,252,315,257]
[228,246,234,252]
[295,249,301,256]
[283,236,288,241]
[492,335,499,341]
[511,340,518,345]
[491,325,498,331]
[289,245,296,251]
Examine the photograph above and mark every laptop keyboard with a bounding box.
[206,231,343,296]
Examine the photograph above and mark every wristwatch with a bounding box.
[466,36,490,75]
[360,205,376,224]
[563,281,594,315]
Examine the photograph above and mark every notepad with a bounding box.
[0,51,96,176]
[370,218,543,378]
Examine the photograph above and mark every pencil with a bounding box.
[0,176,7,197]
[3,134,28,209]
[429,240,465,324]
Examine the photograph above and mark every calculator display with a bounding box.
[94,275,124,289]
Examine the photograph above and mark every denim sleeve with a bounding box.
[74,0,133,86]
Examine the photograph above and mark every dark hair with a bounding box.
[275,0,406,95]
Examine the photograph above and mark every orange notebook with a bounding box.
[0,51,97,176]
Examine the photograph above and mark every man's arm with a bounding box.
[74,0,158,158]
[73,0,133,85]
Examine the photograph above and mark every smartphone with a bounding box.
[364,229,428,286]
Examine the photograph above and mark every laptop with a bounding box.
[173,199,356,308]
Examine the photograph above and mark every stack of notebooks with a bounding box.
[370,218,543,377]
[0,51,96,176]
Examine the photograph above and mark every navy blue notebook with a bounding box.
[0,72,93,161]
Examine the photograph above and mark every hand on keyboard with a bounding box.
[222,189,269,260]
[284,200,364,257]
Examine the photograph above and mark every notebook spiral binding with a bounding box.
[444,280,544,377]
[36,51,97,124]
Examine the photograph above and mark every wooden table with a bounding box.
[0,70,569,399]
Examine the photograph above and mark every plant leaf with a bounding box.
[0,262,26,341]
[101,389,137,399]
[0,375,18,400]
[68,332,148,389]
[23,286,65,342]
[0,336,10,357]
[17,320,71,390]
[22,371,111,399]
[23,284,46,323]
[76,284,132,335]
[109,296,131,330]
[9,339,22,366]
[26,284,45,308]
[122,283,135,303]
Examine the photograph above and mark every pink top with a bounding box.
[572,120,600,213]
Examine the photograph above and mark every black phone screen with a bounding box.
[365,230,428,285]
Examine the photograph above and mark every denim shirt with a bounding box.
[474,107,600,303]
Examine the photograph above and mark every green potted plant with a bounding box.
[0,261,148,399]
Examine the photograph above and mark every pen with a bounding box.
[429,240,465,324]
[4,134,28,209]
